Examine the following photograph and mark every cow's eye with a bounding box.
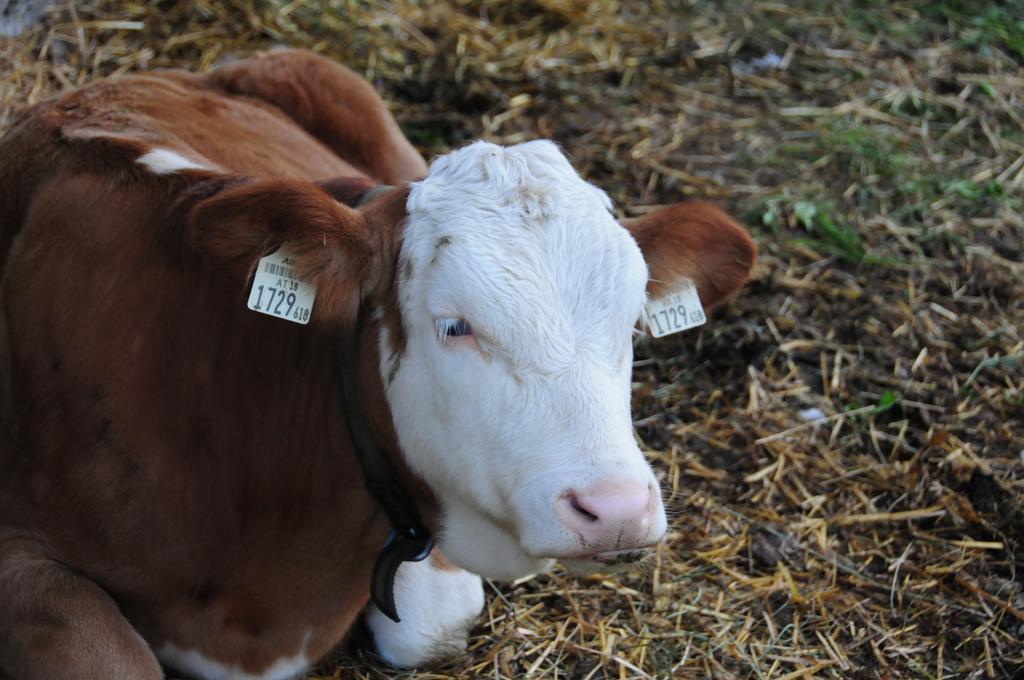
[436,318,473,340]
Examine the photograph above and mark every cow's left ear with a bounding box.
[187,177,391,325]
[622,201,756,309]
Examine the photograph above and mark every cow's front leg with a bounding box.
[0,542,162,680]
[365,551,484,668]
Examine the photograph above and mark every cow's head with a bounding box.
[188,140,755,580]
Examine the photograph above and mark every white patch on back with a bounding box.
[136,148,213,175]
[156,632,311,680]
[366,555,484,668]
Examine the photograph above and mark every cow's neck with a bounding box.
[331,182,439,622]
[336,317,433,623]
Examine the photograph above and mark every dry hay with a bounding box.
[2,1,1023,678]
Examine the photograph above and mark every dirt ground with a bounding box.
[2,1,1023,678]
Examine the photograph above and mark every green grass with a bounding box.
[750,108,1019,261]
[925,1,1024,61]
[825,123,906,179]
[840,0,1024,61]
[757,196,874,264]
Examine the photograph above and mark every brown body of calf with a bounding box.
[0,50,431,679]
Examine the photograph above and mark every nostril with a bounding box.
[568,494,600,523]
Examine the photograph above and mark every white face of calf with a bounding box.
[383,141,664,579]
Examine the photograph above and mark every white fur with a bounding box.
[382,140,667,580]
[366,556,485,668]
[156,633,311,680]
[136,148,212,175]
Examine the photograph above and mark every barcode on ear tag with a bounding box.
[645,278,706,338]
[247,249,316,325]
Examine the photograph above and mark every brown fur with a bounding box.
[623,202,757,307]
[0,50,427,678]
[204,50,426,185]
[187,177,375,325]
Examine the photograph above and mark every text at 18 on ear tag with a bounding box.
[645,278,706,338]
[247,249,316,325]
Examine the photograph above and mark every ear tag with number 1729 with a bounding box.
[644,278,706,338]
[247,249,317,325]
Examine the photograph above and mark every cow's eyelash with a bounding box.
[435,318,473,342]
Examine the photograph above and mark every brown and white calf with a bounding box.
[0,50,755,679]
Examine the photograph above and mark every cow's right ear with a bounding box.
[622,201,757,309]
[187,178,381,325]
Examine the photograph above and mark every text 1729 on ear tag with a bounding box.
[247,249,316,325]
[645,278,706,338]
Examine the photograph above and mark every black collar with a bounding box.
[337,183,432,624]
[337,326,433,624]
